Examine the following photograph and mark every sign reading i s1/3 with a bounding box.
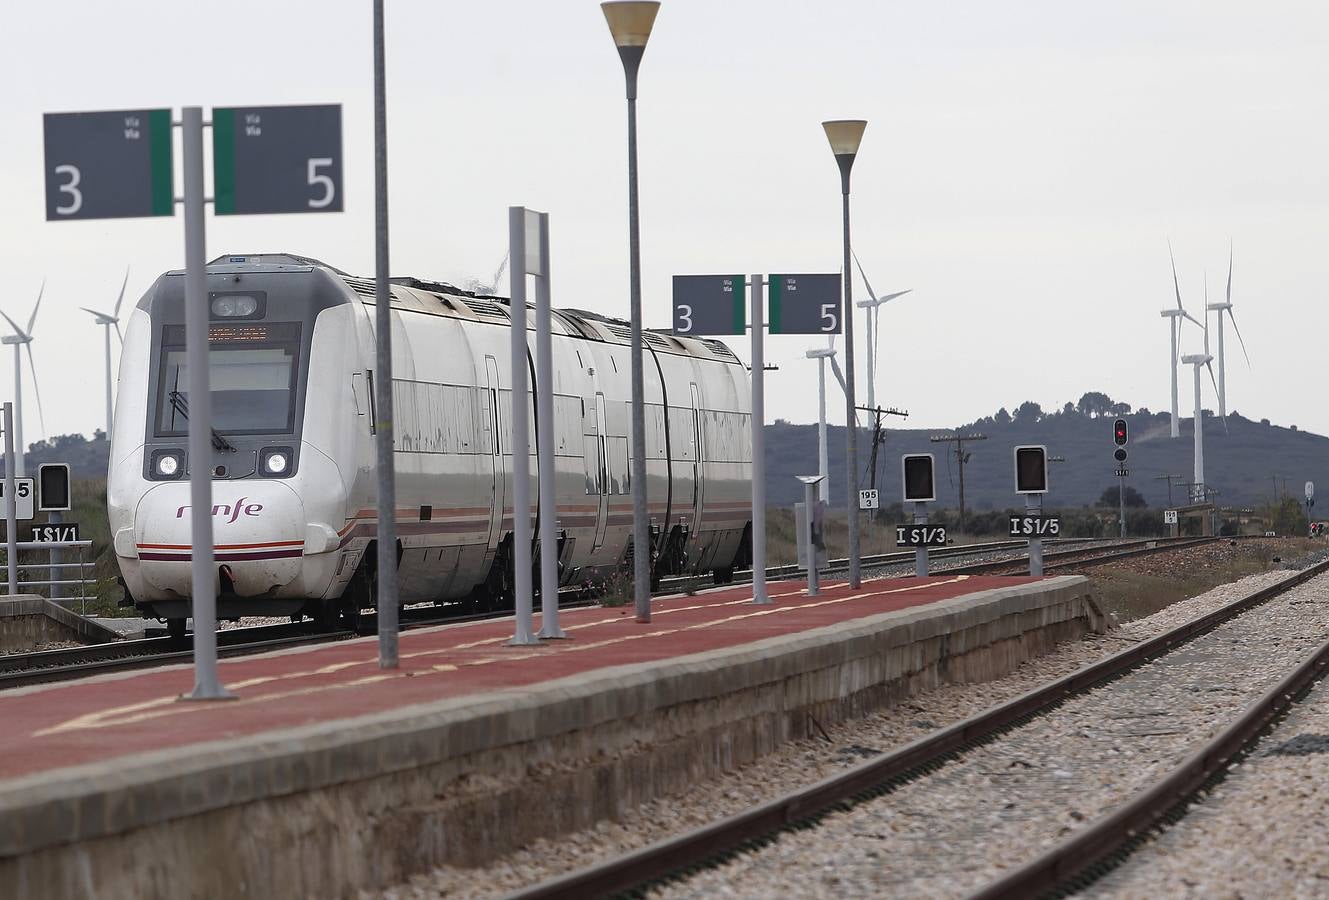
[213,105,343,215]
[767,273,841,335]
[30,523,80,543]
[1008,515,1061,538]
[896,524,947,547]
[671,275,746,336]
[43,110,174,220]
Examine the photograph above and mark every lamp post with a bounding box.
[602,1,661,623]
[822,119,867,588]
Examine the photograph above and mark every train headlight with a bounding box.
[211,294,260,317]
[260,447,293,477]
[151,450,184,479]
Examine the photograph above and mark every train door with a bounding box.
[690,382,705,536]
[592,392,610,551]
[484,356,504,551]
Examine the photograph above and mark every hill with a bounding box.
[765,395,1326,512]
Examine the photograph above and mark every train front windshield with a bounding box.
[155,323,302,435]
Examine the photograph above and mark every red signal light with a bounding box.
[1113,418,1129,446]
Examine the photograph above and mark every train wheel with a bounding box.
[166,618,187,641]
[712,566,734,585]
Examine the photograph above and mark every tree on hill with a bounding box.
[993,407,1011,425]
[1013,401,1043,423]
[1060,402,1075,417]
[1109,402,1132,416]
[1097,485,1147,508]
[1077,392,1113,417]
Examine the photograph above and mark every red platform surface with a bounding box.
[0,574,1034,783]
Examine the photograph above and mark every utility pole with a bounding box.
[1155,473,1183,508]
[858,404,908,493]
[930,432,987,535]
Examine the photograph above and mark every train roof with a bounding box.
[196,252,743,366]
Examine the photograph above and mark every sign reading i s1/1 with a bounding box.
[1008,515,1061,538]
[43,110,174,220]
[213,105,343,215]
[31,523,80,543]
[768,274,841,335]
[671,275,746,336]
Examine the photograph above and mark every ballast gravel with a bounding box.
[372,565,1305,900]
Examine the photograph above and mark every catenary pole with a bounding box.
[181,106,230,700]
[372,0,400,668]
[508,208,537,645]
[535,212,565,639]
[4,403,16,596]
[750,274,769,604]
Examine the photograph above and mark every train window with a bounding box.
[156,330,301,436]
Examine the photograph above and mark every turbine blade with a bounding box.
[24,345,45,438]
[80,307,112,318]
[114,321,123,344]
[1168,240,1184,311]
[0,310,27,339]
[113,267,130,317]
[1225,242,1233,306]
[26,279,45,336]
[1227,309,1251,367]
[851,250,877,301]
[880,289,913,304]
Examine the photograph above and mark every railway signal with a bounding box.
[1114,418,1129,446]
[900,454,939,575]
[1013,446,1049,576]
[44,101,344,697]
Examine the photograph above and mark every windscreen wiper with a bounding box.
[167,391,237,452]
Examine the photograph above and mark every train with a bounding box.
[106,253,754,635]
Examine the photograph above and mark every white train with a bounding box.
[108,253,753,635]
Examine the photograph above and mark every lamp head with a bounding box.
[601,1,660,48]
[822,119,867,190]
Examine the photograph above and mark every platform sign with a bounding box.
[858,488,879,510]
[0,478,35,521]
[30,522,79,543]
[768,273,841,335]
[1164,509,1179,525]
[213,105,343,215]
[896,523,947,547]
[671,275,745,335]
[1008,514,1060,538]
[43,110,174,220]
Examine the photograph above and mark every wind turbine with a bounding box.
[852,251,911,413]
[1180,279,1223,511]
[1161,242,1202,439]
[0,281,48,477]
[1205,244,1251,418]
[81,268,130,442]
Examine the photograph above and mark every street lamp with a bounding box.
[822,118,867,588]
[602,1,661,623]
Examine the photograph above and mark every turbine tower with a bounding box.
[1204,244,1250,418]
[805,343,836,502]
[1181,349,1211,503]
[852,251,911,413]
[1162,243,1201,439]
[81,268,130,441]
[0,281,48,477]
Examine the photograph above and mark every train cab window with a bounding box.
[156,323,301,436]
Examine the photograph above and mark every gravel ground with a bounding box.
[1086,644,1329,898]
[653,570,1329,900]
[372,564,1304,899]
[0,639,81,656]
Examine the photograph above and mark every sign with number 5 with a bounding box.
[767,273,842,335]
[213,105,343,215]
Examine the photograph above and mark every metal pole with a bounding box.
[1027,494,1044,576]
[3,403,15,596]
[805,481,819,597]
[817,358,829,503]
[181,106,231,701]
[12,350,22,478]
[839,175,860,589]
[372,0,400,668]
[509,208,537,646]
[1193,364,1204,493]
[751,274,770,605]
[104,324,114,441]
[621,54,652,623]
[1119,474,1126,538]
[535,211,565,639]
[913,500,927,577]
[48,509,62,602]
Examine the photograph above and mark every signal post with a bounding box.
[1012,446,1053,576]
[899,454,937,576]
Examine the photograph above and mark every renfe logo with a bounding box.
[176,498,264,524]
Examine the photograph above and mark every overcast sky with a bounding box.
[2,1,1326,444]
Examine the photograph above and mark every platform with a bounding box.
[0,596,121,652]
[0,573,1099,899]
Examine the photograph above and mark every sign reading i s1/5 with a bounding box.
[213,105,343,215]
[43,110,174,220]
[1008,515,1061,538]
[767,273,841,335]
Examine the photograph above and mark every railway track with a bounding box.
[512,554,1329,900]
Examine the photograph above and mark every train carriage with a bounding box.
[107,253,753,634]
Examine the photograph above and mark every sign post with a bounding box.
[3,404,15,596]
[1014,445,1049,576]
[901,454,936,576]
[795,475,826,595]
[44,101,343,694]
[508,208,538,646]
